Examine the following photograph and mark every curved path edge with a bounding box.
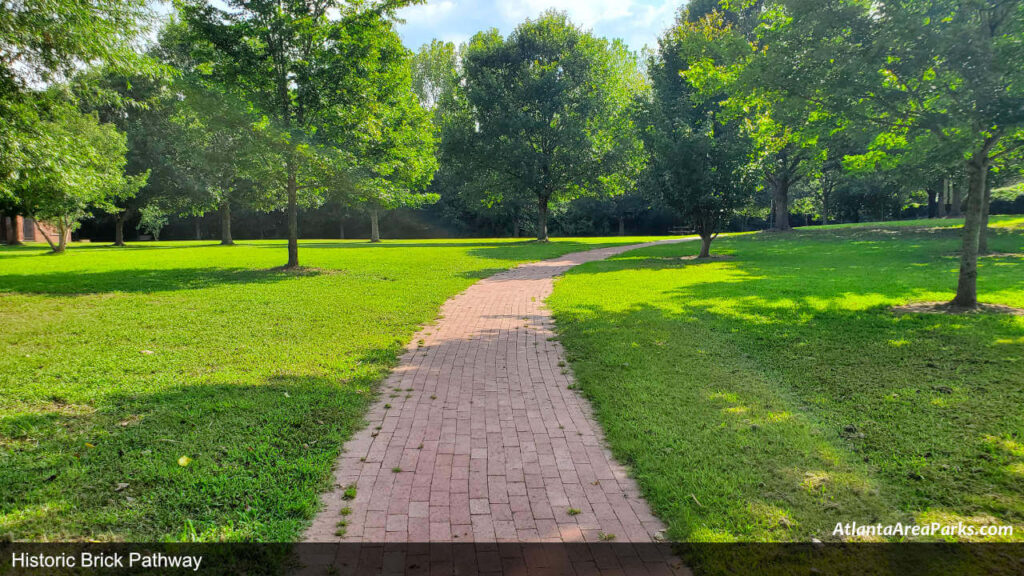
[305,239,694,558]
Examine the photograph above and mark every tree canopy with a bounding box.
[458,11,647,241]
[177,0,432,265]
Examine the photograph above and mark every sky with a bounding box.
[395,0,683,54]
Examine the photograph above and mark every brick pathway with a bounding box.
[305,240,689,550]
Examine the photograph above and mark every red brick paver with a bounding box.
[305,240,688,546]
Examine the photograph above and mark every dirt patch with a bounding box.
[892,301,1024,316]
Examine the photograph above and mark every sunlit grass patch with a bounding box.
[0,236,658,541]
[549,223,1024,547]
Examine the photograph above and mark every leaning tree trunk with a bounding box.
[536,196,549,242]
[979,178,992,254]
[772,177,792,231]
[369,208,381,243]
[114,213,125,246]
[951,144,995,308]
[34,219,58,252]
[618,216,625,236]
[219,201,233,245]
[286,162,299,267]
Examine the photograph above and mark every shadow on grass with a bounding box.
[0,266,330,295]
[0,344,404,542]
[549,227,1024,572]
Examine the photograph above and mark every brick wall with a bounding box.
[1,215,71,245]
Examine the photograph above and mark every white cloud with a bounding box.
[401,0,457,20]
[500,0,634,29]
[397,0,680,53]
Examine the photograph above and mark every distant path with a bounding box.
[305,239,693,571]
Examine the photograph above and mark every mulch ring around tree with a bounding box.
[891,301,1024,316]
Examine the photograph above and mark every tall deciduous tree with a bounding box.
[756,0,1024,307]
[339,41,438,242]
[642,11,756,257]
[168,81,276,246]
[12,97,147,252]
[460,11,646,241]
[686,1,827,232]
[1,0,157,205]
[179,0,422,267]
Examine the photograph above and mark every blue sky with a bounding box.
[395,0,682,54]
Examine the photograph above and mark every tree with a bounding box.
[137,202,169,240]
[411,40,460,118]
[168,81,275,246]
[642,11,756,257]
[682,1,827,232]
[459,12,647,241]
[12,97,146,253]
[415,40,538,238]
[77,68,184,246]
[1,0,157,207]
[842,128,963,223]
[756,0,1024,307]
[340,42,438,242]
[179,0,422,266]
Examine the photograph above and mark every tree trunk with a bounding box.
[938,178,948,218]
[950,179,963,217]
[772,178,791,231]
[34,219,58,252]
[2,215,19,244]
[194,218,202,241]
[512,219,520,238]
[339,220,345,240]
[951,144,994,308]
[618,216,625,236]
[698,233,713,258]
[370,208,381,242]
[114,213,125,246]
[56,220,68,252]
[286,161,299,267]
[220,201,233,245]
[821,187,830,225]
[926,188,938,219]
[979,177,992,254]
[536,196,549,242]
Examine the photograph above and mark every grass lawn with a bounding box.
[548,216,1024,547]
[0,236,662,542]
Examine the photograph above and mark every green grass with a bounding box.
[548,222,1024,547]
[0,236,663,542]
[814,214,1024,230]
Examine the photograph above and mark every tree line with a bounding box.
[414,1,1022,306]
[1,0,1022,307]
